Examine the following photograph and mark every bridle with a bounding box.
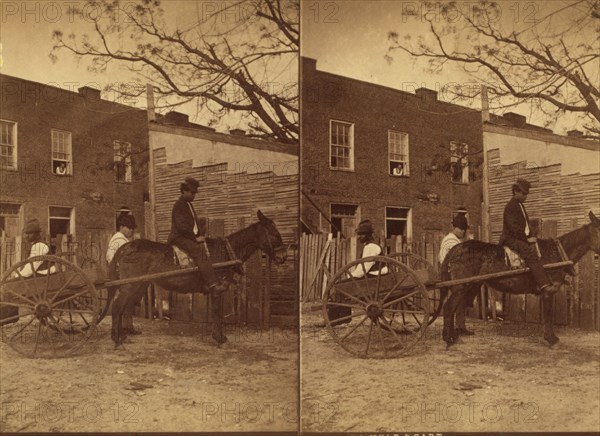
[258,223,287,264]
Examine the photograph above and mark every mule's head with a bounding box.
[255,210,287,264]
[588,211,600,254]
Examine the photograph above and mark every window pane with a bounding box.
[49,207,71,218]
[386,207,408,219]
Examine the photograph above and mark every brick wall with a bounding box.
[300,57,483,240]
[0,74,149,249]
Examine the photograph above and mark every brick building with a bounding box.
[301,57,484,249]
[0,74,149,261]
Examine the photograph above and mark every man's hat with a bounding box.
[513,178,531,194]
[24,218,42,234]
[356,219,374,235]
[117,214,136,229]
[183,176,200,193]
[452,214,469,231]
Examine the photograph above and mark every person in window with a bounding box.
[55,162,68,175]
[106,213,139,334]
[14,219,51,278]
[500,178,558,294]
[438,213,474,336]
[167,177,226,294]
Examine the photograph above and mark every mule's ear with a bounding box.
[257,210,266,222]
[590,211,600,227]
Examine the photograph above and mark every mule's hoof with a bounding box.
[544,334,560,346]
[123,327,142,335]
[456,327,475,336]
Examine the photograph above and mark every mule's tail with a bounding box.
[97,257,119,323]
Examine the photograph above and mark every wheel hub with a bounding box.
[35,302,52,318]
[366,302,383,320]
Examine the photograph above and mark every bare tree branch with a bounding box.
[51,0,298,144]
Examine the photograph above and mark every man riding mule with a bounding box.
[437,182,600,347]
[106,208,287,348]
[168,177,227,295]
[500,178,559,295]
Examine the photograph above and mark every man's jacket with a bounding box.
[167,196,199,243]
[499,196,530,244]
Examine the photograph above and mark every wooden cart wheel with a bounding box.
[322,256,430,359]
[388,252,440,327]
[0,255,100,358]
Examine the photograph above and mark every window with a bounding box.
[1,120,17,170]
[388,131,409,176]
[385,207,411,239]
[51,129,72,175]
[49,206,74,239]
[0,203,21,237]
[114,141,132,183]
[450,141,469,183]
[330,203,359,238]
[330,120,354,170]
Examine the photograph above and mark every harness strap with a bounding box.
[225,239,239,262]
[556,239,570,262]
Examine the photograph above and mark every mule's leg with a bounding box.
[542,292,559,346]
[111,291,127,347]
[443,288,463,346]
[210,292,227,345]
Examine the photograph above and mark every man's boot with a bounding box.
[540,282,560,294]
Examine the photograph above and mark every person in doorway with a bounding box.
[439,213,474,336]
[106,213,140,335]
[500,178,558,294]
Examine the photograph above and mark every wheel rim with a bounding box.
[0,255,100,358]
[323,256,430,359]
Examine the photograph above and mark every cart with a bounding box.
[0,254,242,358]
[322,252,573,359]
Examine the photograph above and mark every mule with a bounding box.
[438,211,600,347]
[106,210,287,347]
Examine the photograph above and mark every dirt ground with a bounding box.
[300,303,600,433]
[0,318,298,433]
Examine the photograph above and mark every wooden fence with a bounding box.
[300,230,600,331]
[300,232,443,302]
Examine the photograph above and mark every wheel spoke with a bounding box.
[326,301,363,309]
[47,315,73,341]
[381,273,411,304]
[48,273,79,304]
[33,321,43,355]
[52,288,92,307]
[0,301,35,309]
[382,288,422,309]
[339,315,369,342]
[380,315,405,347]
[326,308,366,325]
[30,261,43,301]
[375,320,387,358]
[0,311,34,324]
[364,321,374,356]
[8,315,36,341]
[346,274,371,302]
[383,308,426,314]
[7,273,39,304]
[335,289,368,307]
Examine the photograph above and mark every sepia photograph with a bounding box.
[300,0,599,434]
[0,0,299,433]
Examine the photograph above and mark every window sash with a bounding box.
[450,142,469,183]
[114,141,132,182]
[330,121,353,170]
[389,131,409,175]
[0,121,16,168]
